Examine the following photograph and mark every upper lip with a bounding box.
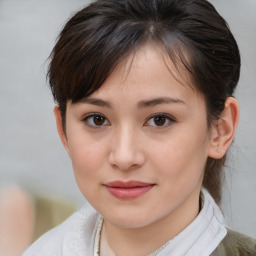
[105,180,154,188]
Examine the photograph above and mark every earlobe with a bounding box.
[53,106,70,154]
[208,97,239,159]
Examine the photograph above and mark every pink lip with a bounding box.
[104,181,155,200]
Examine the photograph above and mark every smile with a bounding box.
[104,181,155,200]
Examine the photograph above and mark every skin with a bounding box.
[55,45,239,255]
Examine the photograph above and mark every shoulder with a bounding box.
[211,228,256,256]
[22,205,99,256]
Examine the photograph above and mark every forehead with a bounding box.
[91,44,198,101]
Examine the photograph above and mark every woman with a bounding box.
[23,0,256,255]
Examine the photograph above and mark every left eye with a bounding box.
[146,114,175,127]
[83,113,110,127]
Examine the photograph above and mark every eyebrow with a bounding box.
[138,97,186,108]
[77,98,112,108]
[77,96,185,108]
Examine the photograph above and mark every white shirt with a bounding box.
[22,189,226,256]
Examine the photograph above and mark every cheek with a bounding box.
[68,140,107,204]
[150,132,208,183]
[68,137,106,183]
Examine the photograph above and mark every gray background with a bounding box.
[0,0,255,237]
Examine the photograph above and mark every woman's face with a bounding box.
[60,45,215,230]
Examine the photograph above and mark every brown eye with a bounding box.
[153,116,167,126]
[83,113,110,128]
[145,114,175,128]
[93,115,105,126]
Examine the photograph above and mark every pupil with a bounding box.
[94,115,105,125]
[154,116,166,126]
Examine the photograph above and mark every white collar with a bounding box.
[156,188,226,256]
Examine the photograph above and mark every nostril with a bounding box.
[108,150,145,172]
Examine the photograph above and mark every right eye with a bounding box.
[82,113,110,128]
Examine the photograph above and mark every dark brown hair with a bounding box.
[48,0,240,204]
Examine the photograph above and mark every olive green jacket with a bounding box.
[211,228,256,256]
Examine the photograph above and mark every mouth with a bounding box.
[104,181,155,200]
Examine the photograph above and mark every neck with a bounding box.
[102,189,201,256]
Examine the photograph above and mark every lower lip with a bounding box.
[105,185,154,199]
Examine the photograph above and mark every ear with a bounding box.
[53,106,70,155]
[208,97,239,159]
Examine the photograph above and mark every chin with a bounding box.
[103,210,156,229]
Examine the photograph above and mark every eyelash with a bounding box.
[82,113,176,129]
[82,113,110,128]
[145,113,176,128]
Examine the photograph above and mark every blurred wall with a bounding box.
[0,0,255,236]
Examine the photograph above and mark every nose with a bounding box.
[108,126,145,171]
